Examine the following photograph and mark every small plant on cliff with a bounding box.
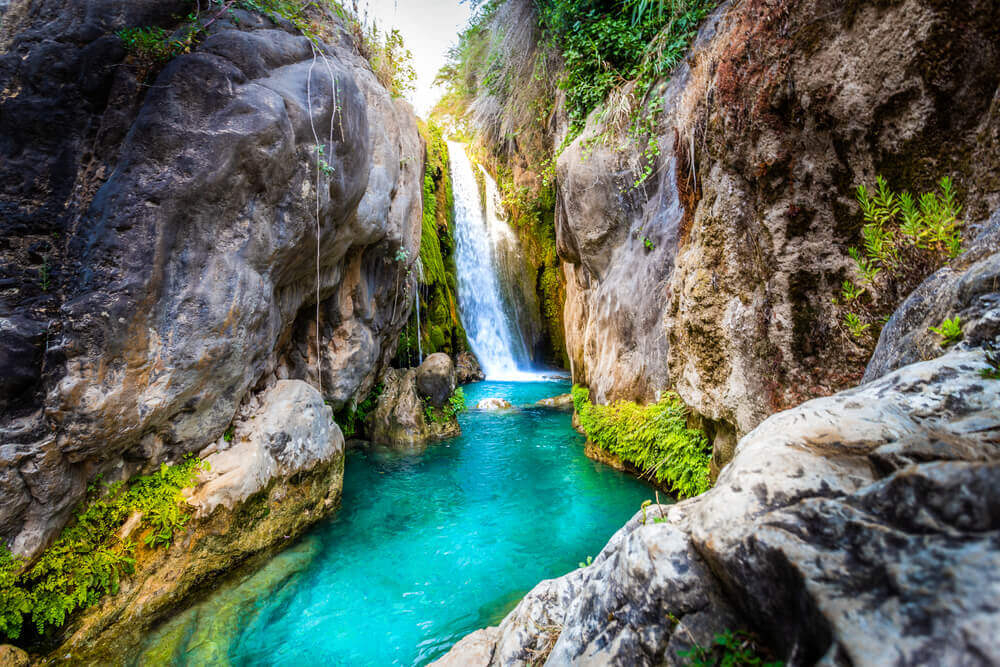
[678,628,782,667]
[837,176,964,348]
[0,457,207,640]
[929,316,962,346]
[335,383,384,438]
[424,387,467,425]
[572,386,711,498]
[981,346,1000,380]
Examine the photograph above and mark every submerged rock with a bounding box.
[416,353,457,408]
[476,398,513,411]
[534,394,573,411]
[52,380,345,664]
[455,351,486,385]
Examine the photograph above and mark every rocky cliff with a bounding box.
[0,0,422,560]
[436,209,1000,666]
[561,0,1000,451]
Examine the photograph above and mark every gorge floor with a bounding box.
[136,380,657,666]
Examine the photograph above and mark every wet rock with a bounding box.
[52,380,345,664]
[437,348,1000,665]
[415,353,456,408]
[476,398,513,411]
[0,1,421,556]
[534,394,573,411]
[370,368,460,450]
[455,351,486,385]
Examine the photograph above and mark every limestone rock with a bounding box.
[437,348,1000,665]
[0,645,29,667]
[455,351,486,385]
[534,394,573,411]
[555,0,1000,458]
[476,398,513,411]
[370,368,460,450]
[0,0,421,556]
[415,353,456,408]
[50,381,345,664]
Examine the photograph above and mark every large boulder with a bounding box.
[415,353,456,408]
[0,1,422,557]
[51,380,345,664]
[370,368,460,450]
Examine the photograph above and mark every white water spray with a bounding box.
[448,142,539,381]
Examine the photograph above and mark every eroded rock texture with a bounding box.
[0,1,421,556]
[557,0,1000,453]
[370,353,461,450]
[54,379,345,664]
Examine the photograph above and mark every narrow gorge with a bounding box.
[0,0,998,665]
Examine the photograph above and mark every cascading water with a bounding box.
[448,141,535,380]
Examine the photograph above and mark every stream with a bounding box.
[136,380,656,666]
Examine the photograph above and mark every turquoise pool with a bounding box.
[138,380,656,666]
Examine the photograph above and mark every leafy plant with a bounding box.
[929,316,962,346]
[578,555,594,568]
[981,347,1000,380]
[843,312,870,339]
[0,457,207,640]
[424,387,468,425]
[835,176,964,348]
[679,628,782,667]
[223,426,235,443]
[572,385,711,498]
[643,237,655,251]
[335,384,384,438]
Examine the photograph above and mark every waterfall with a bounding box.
[448,141,535,381]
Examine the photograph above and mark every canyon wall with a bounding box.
[0,0,422,558]
[558,0,1000,453]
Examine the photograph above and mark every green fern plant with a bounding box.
[572,386,711,499]
[843,312,870,339]
[929,316,962,346]
[981,348,1000,380]
[679,628,783,667]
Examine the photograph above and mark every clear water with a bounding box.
[449,142,534,380]
[138,380,656,666]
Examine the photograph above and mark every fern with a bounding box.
[572,386,711,498]
[929,316,962,346]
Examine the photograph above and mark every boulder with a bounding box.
[534,393,573,411]
[0,645,29,667]
[436,348,1000,665]
[415,353,456,408]
[51,380,345,664]
[0,0,422,557]
[370,369,460,450]
[476,398,513,411]
[455,351,486,385]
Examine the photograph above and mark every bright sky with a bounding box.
[361,0,472,118]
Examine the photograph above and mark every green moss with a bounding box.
[572,386,711,498]
[0,457,207,641]
[334,383,384,439]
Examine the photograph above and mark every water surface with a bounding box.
[139,380,655,666]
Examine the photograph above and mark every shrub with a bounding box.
[836,176,964,346]
[335,384,384,439]
[0,457,206,640]
[424,387,467,424]
[572,386,711,498]
[679,628,782,666]
[929,316,963,346]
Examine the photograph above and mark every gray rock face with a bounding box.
[455,351,485,385]
[370,367,460,450]
[556,0,1000,452]
[437,347,1000,666]
[0,1,421,556]
[865,211,1000,381]
[534,394,573,411]
[415,353,456,408]
[188,380,344,518]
